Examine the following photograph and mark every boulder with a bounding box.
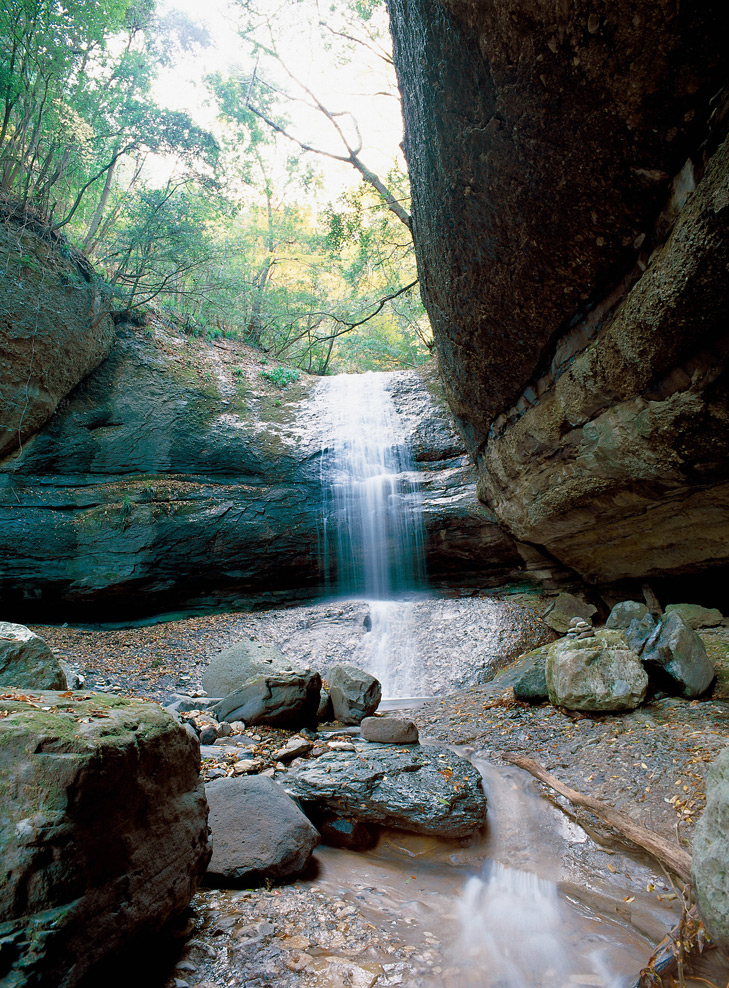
[212,670,322,729]
[642,612,715,698]
[327,665,382,725]
[273,736,313,762]
[546,629,648,712]
[665,603,724,630]
[543,593,597,635]
[202,639,298,697]
[513,646,550,705]
[0,689,210,988]
[283,740,486,838]
[0,621,67,690]
[361,715,419,744]
[692,747,729,952]
[606,601,649,630]
[624,612,659,656]
[205,776,319,886]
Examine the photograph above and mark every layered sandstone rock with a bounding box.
[387,0,729,587]
[0,322,521,620]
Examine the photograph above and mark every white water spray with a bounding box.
[453,862,620,988]
[320,372,425,597]
[318,372,426,695]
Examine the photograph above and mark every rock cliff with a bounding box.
[0,202,115,459]
[387,0,729,593]
[0,319,520,620]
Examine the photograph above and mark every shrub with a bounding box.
[259,367,301,389]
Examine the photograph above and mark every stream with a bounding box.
[186,735,705,988]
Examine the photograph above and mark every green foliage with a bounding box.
[259,367,301,388]
[1,0,432,374]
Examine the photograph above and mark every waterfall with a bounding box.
[318,372,426,696]
[320,372,425,598]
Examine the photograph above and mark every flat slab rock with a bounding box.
[281,740,486,839]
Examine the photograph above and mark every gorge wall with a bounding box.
[0,315,520,621]
[387,0,729,597]
[0,201,115,458]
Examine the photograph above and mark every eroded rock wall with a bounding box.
[388,0,729,589]
[0,203,115,458]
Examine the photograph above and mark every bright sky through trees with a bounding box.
[154,0,405,198]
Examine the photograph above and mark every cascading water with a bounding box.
[318,372,426,696]
[320,372,425,597]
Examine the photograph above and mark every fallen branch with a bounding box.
[629,902,710,987]
[502,755,692,884]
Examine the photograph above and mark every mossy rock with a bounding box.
[0,688,210,988]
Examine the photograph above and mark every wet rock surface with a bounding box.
[0,330,522,621]
[28,594,553,702]
[282,740,486,839]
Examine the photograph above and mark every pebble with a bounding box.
[233,757,264,774]
[273,736,313,762]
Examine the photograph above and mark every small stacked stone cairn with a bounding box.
[565,616,595,640]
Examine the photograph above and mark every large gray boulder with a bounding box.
[642,612,715,698]
[546,629,648,712]
[205,776,319,886]
[0,689,210,988]
[665,603,724,630]
[361,715,419,744]
[692,747,729,952]
[203,639,298,697]
[606,601,649,630]
[212,670,322,729]
[624,612,659,656]
[0,622,67,690]
[327,664,382,725]
[283,740,486,838]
